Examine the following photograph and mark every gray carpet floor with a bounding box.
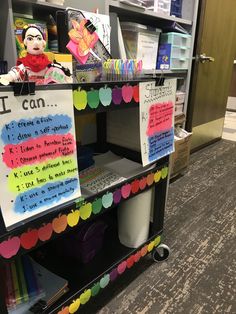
[81,139,236,314]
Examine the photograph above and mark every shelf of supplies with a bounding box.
[0,161,168,262]
[143,70,188,75]
[12,0,65,15]
[32,223,162,314]
[108,0,192,25]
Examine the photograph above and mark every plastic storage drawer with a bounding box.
[170,57,189,70]
[161,32,192,48]
[171,46,191,59]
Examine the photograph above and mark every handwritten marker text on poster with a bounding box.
[1,115,72,145]
[148,129,174,162]
[8,156,78,194]
[14,177,78,213]
[146,101,173,136]
[2,134,76,168]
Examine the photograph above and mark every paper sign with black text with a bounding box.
[139,79,176,166]
[0,89,81,229]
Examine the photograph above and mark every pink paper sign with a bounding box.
[146,101,173,136]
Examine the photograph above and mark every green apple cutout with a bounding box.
[91,282,101,296]
[80,289,91,305]
[80,203,92,220]
[161,167,168,179]
[154,235,161,247]
[87,89,100,109]
[100,274,110,288]
[92,198,103,214]
[73,88,87,111]
[99,86,112,106]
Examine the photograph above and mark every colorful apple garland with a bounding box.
[58,235,162,314]
[0,167,168,260]
[73,84,139,111]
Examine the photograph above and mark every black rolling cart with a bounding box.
[0,81,170,314]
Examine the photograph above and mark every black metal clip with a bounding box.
[12,81,36,96]
[84,20,96,34]
[155,77,165,86]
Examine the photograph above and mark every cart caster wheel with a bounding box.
[152,244,170,262]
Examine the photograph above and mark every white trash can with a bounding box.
[118,188,154,248]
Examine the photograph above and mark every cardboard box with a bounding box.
[170,131,192,177]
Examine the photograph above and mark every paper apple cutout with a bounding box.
[139,177,147,190]
[0,236,20,259]
[148,241,155,252]
[110,268,118,282]
[102,192,113,208]
[68,298,80,314]
[126,255,135,268]
[20,229,38,250]
[131,180,140,194]
[80,289,91,305]
[91,282,101,296]
[141,245,148,257]
[154,171,161,183]
[113,189,122,204]
[154,236,161,247]
[100,274,110,289]
[99,87,112,106]
[133,85,139,102]
[122,85,133,103]
[112,87,122,105]
[80,203,92,220]
[58,306,69,314]
[67,210,80,227]
[87,89,100,109]
[92,198,103,215]
[38,223,53,242]
[52,214,68,234]
[146,173,154,186]
[117,261,127,274]
[121,184,131,199]
[73,89,87,111]
[161,167,168,179]
[134,250,141,263]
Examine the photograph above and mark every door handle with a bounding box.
[197,53,215,63]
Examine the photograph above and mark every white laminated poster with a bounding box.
[139,79,176,166]
[0,89,81,229]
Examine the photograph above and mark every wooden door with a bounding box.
[186,0,236,150]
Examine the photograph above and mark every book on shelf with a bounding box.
[3,256,68,314]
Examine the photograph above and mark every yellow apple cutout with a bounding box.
[67,210,80,227]
[154,170,161,183]
[73,89,87,111]
[68,298,80,313]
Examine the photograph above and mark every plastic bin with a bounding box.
[170,0,182,17]
[171,46,191,59]
[161,32,192,48]
[170,57,189,70]
[120,22,161,70]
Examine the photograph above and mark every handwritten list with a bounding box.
[0,90,81,229]
[139,80,176,166]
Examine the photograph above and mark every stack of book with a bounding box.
[2,256,68,314]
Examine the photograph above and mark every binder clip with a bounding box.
[12,81,35,96]
[84,20,96,34]
[155,76,165,86]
